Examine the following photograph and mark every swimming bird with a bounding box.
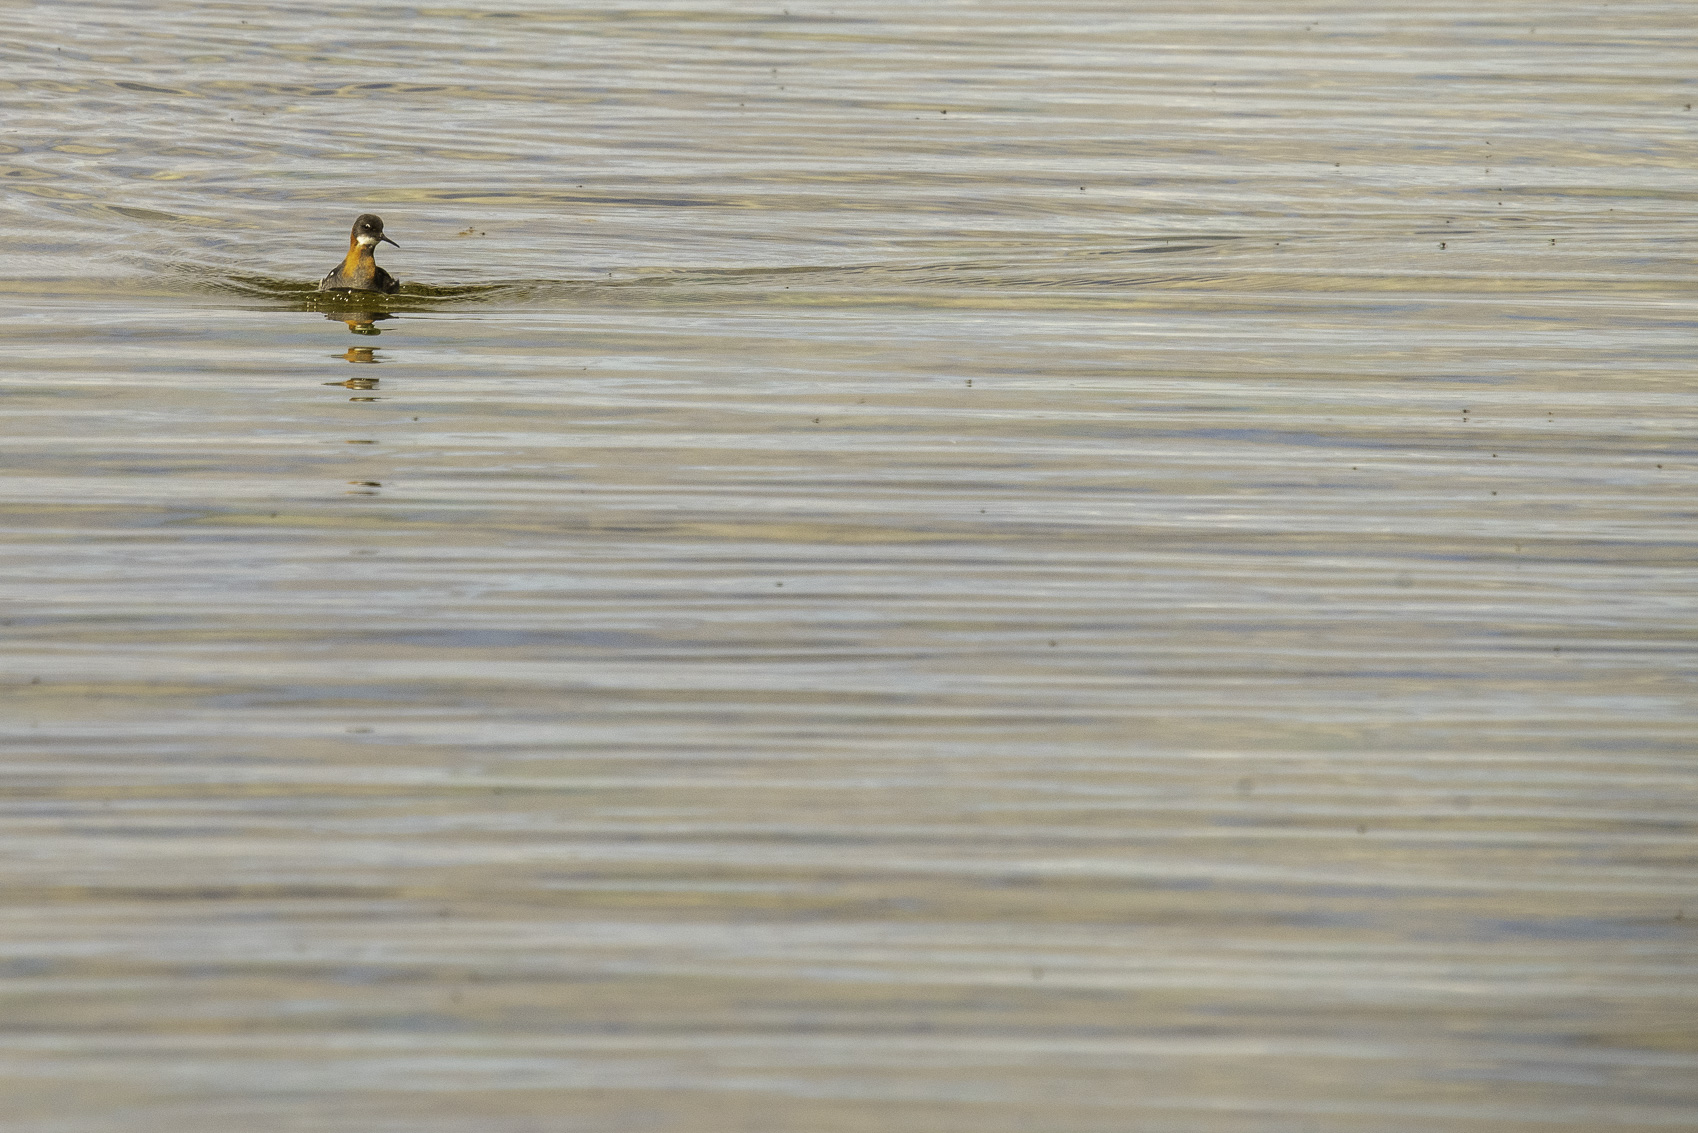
[319,213,401,294]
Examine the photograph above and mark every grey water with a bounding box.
[1,1,1695,1130]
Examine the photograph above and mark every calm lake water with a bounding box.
[2,1,1696,1130]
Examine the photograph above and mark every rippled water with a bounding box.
[2,1,1696,1130]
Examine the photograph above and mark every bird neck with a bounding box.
[342,240,376,275]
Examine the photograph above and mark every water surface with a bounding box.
[1,2,1696,1131]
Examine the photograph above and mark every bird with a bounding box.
[319,213,401,293]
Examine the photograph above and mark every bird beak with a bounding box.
[379,234,399,248]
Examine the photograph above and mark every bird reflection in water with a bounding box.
[323,320,385,398]
[327,347,380,388]
[329,309,395,336]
